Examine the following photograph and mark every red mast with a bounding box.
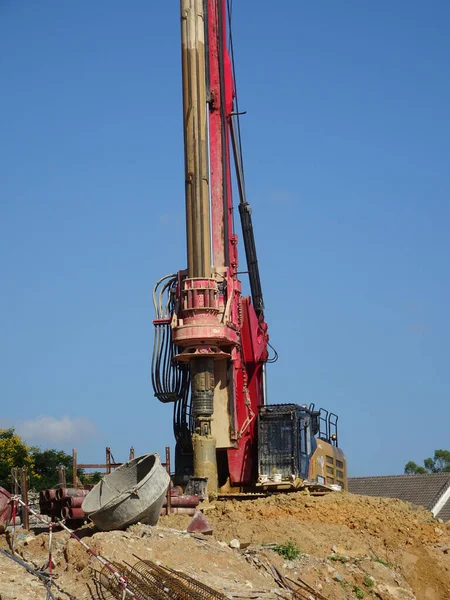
[207,0,234,271]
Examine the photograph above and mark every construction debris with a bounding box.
[187,510,213,535]
[1,492,449,600]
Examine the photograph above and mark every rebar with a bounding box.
[131,558,227,600]
[131,560,193,599]
[94,556,228,600]
[94,562,154,600]
[123,567,168,600]
[95,561,124,599]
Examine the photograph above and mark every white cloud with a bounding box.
[16,415,96,446]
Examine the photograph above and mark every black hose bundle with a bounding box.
[151,274,193,450]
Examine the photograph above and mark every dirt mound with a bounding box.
[1,492,449,600]
[162,492,450,599]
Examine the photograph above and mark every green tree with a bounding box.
[0,429,97,492]
[30,448,73,491]
[83,471,103,485]
[31,449,102,490]
[0,428,35,490]
[404,461,427,475]
[404,450,450,475]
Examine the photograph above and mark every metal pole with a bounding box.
[106,447,111,474]
[262,363,268,406]
[12,468,19,496]
[165,446,171,516]
[181,0,211,278]
[72,449,77,488]
[21,467,29,530]
[57,465,66,488]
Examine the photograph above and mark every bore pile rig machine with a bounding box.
[152,0,347,496]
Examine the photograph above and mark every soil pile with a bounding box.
[1,492,449,600]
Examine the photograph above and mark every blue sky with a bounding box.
[1,1,449,477]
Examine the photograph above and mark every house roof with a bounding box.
[437,501,450,522]
[348,473,450,521]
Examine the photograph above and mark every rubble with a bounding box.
[0,492,448,600]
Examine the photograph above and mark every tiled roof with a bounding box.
[348,473,450,521]
[438,502,450,522]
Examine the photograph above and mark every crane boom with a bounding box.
[151,0,348,497]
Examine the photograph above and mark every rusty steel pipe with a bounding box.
[68,508,86,520]
[162,495,199,508]
[44,489,57,501]
[67,496,85,508]
[160,507,196,515]
[56,488,88,500]
[61,506,85,520]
